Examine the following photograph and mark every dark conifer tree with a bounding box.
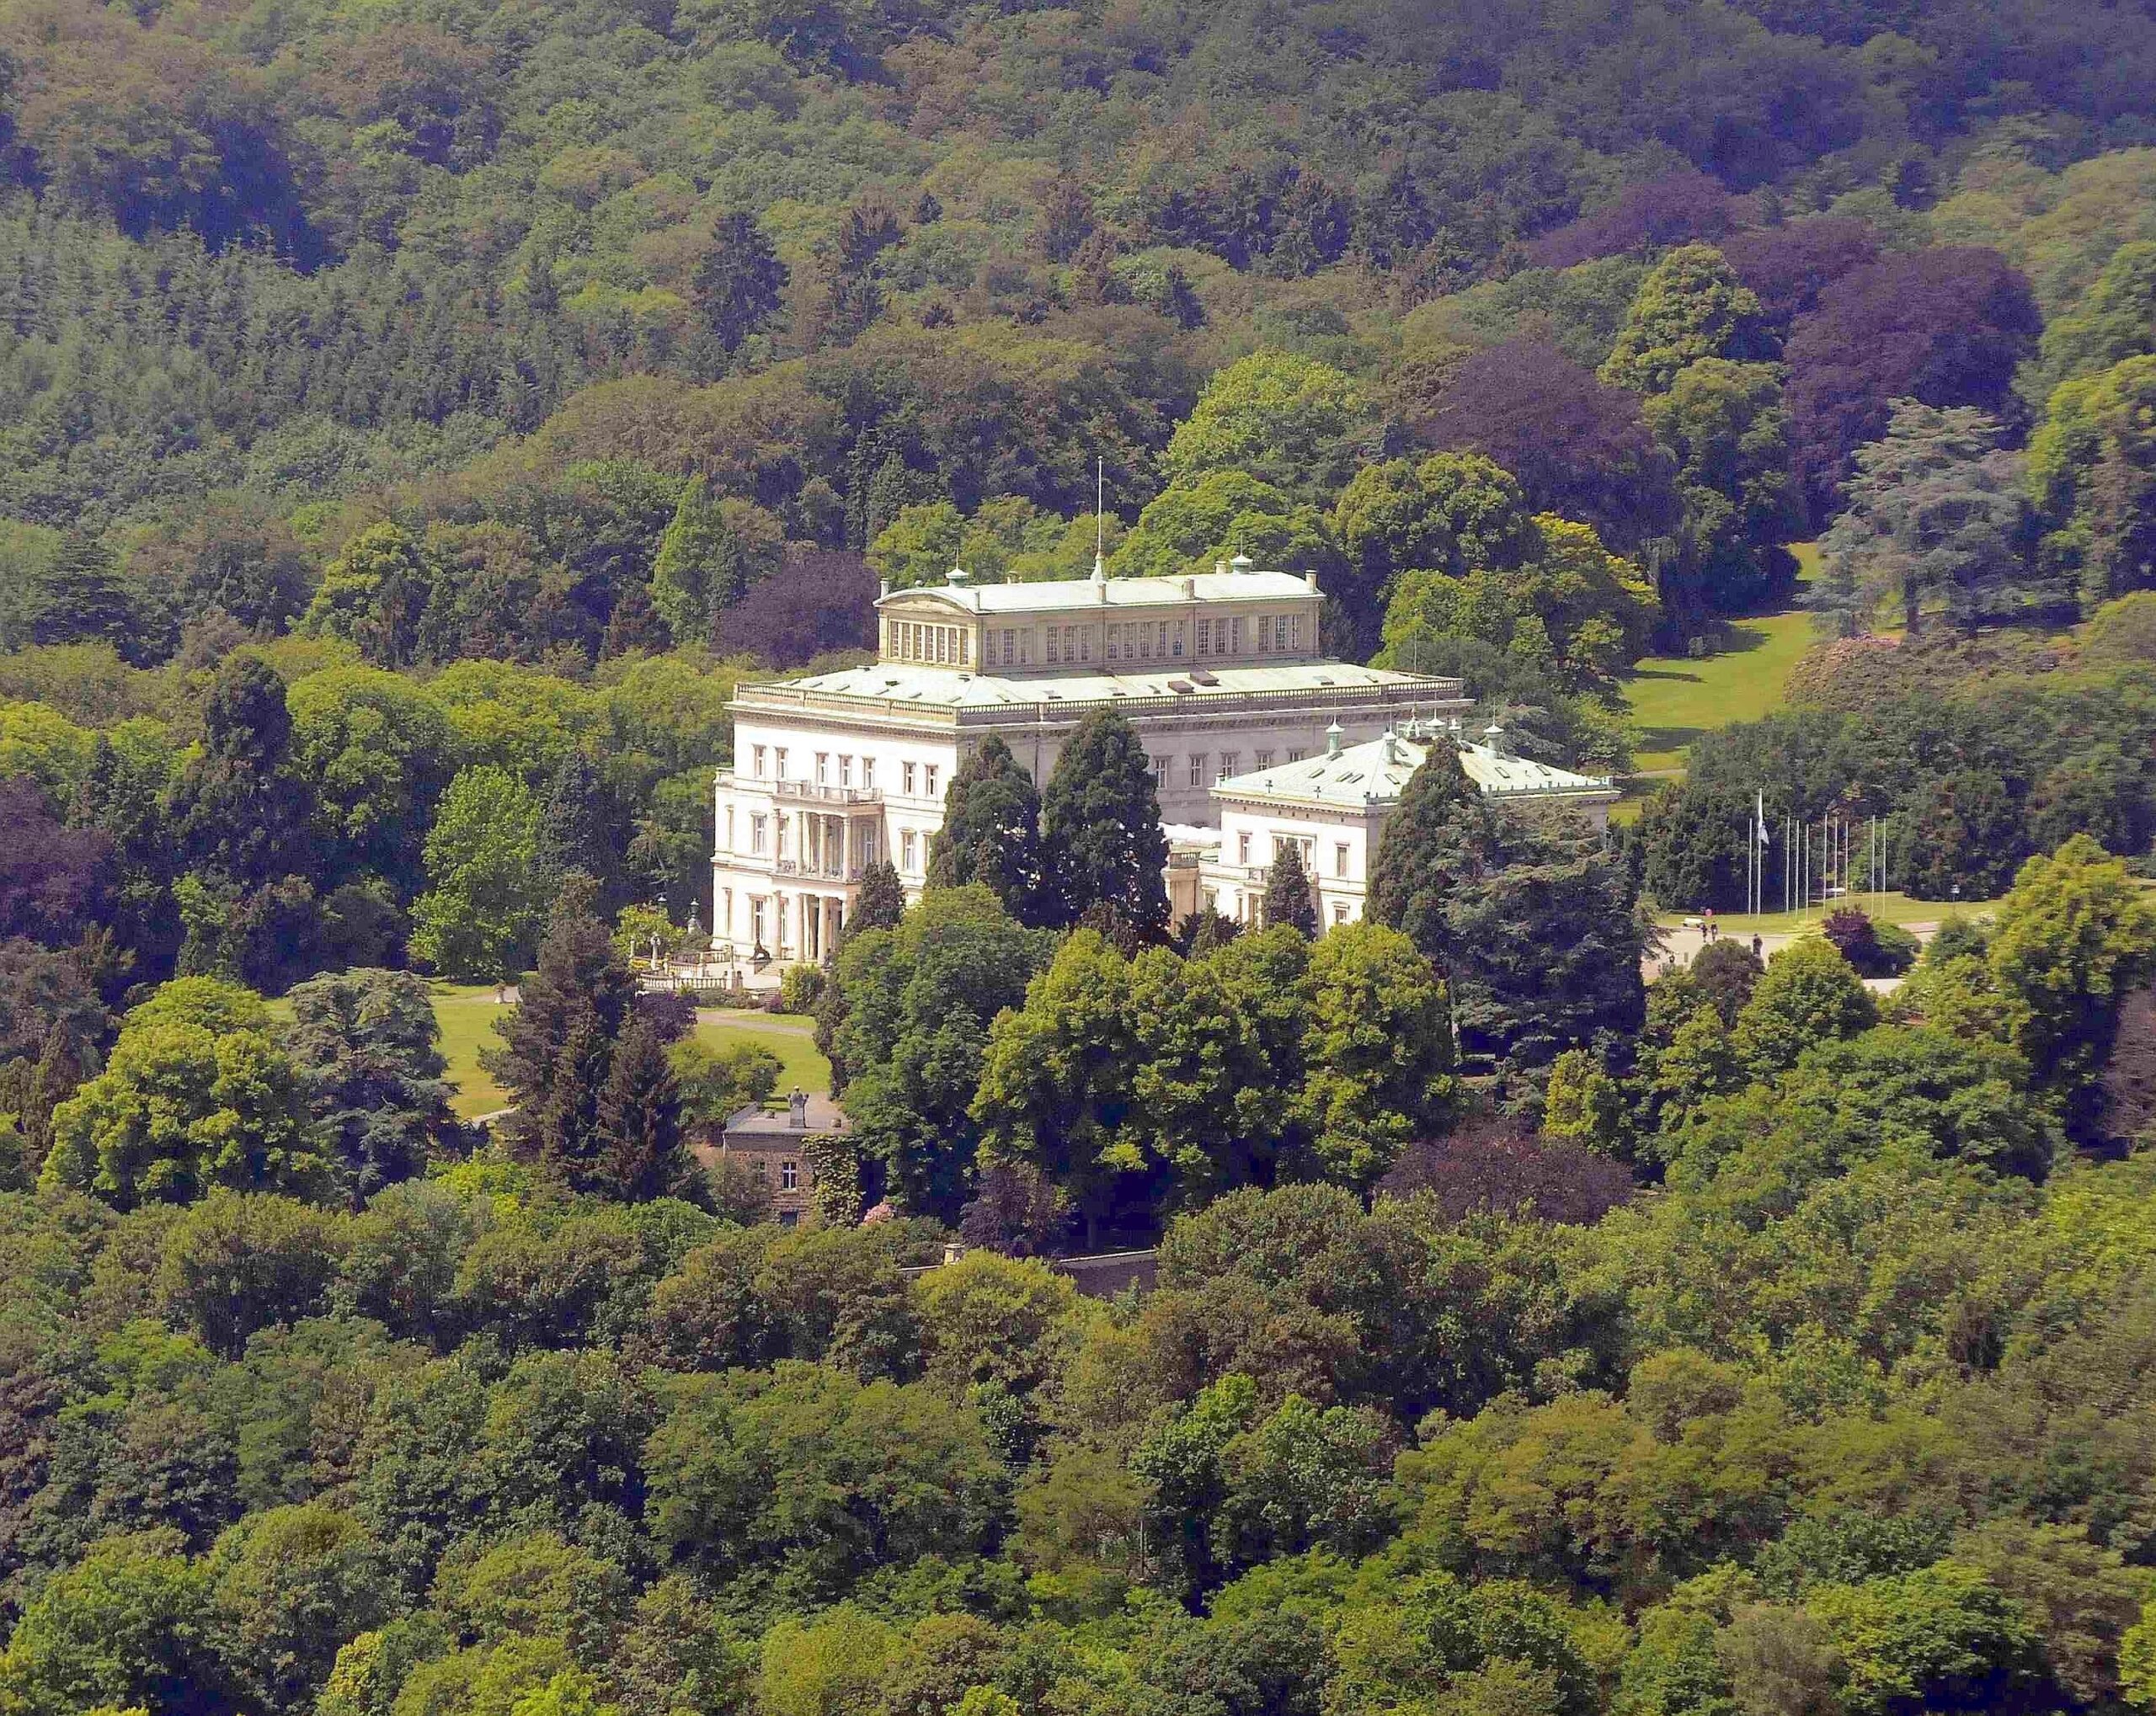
[172,653,313,888]
[1262,843,1319,939]
[692,212,788,356]
[593,1014,694,1201]
[76,735,179,980]
[31,534,140,657]
[1038,709,1170,935]
[488,879,638,1173]
[927,735,1043,924]
[1367,743,1499,967]
[848,860,907,941]
[529,1010,612,1187]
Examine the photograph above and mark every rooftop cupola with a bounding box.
[1228,552,1255,573]
[946,564,970,586]
[1326,720,1343,757]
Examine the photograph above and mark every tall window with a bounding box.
[724,807,734,851]
[902,830,917,871]
[1107,624,1121,662]
[839,755,852,786]
[1274,615,1289,651]
[903,762,917,796]
[1230,617,1245,653]
[752,744,766,776]
[1046,629,1060,665]
[862,757,876,790]
[1336,842,1349,877]
[1197,618,1213,654]
[925,765,939,797]
[1255,750,1273,770]
[773,748,787,777]
[1219,752,1239,779]
[1189,754,1206,787]
[1238,832,1251,865]
[751,815,767,855]
[816,753,829,785]
[781,1160,798,1191]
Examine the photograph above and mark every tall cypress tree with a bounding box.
[488,879,639,1175]
[692,212,788,356]
[1262,842,1319,939]
[172,653,313,888]
[32,534,140,656]
[848,859,907,940]
[927,734,1044,924]
[593,1014,693,1201]
[1367,743,1499,967]
[1038,709,1170,934]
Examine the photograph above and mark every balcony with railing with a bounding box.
[774,859,869,883]
[772,779,883,806]
[721,771,885,807]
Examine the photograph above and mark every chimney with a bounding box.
[1305,568,1319,591]
[1214,558,1227,575]
[1326,720,1343,758]
[878,578,890,598]
[787,1087,808,1128]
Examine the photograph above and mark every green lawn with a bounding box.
[434,982,514,1117]
[696,1011,831,1097]
[281,982,831,1119]
[1619,545,1820,776]
[431,990,833,1118]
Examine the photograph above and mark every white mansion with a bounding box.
[711,557,1613,963]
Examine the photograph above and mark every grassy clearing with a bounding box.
[1621,615,1817,773]
[276,983,834,1119]
[434,982,514,1117]
[696,1010,832,1097]
[431,990,835,1117]
[1620,546,1820,772]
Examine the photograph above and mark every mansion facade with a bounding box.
[710,557,1609,963]
[1178,722,1616,932]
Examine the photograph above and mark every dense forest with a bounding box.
[17,0,2156,1712]
[8,834,2156,1716]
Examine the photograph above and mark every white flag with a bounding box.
[1755,791,1770,846]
